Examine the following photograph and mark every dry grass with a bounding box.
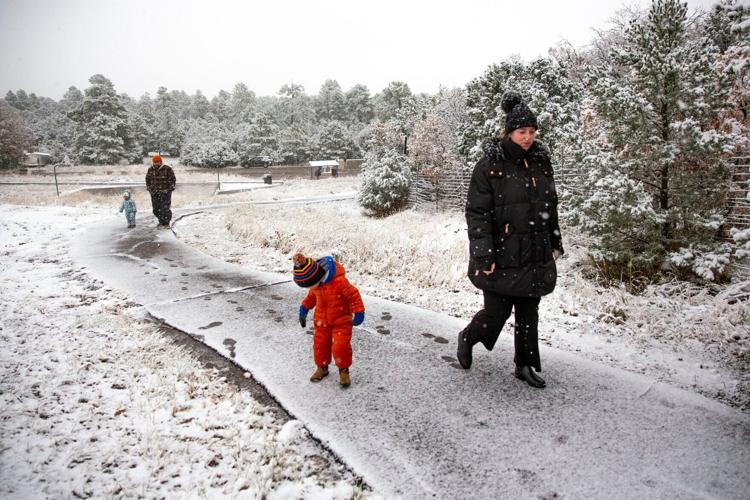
[225,202,471,290]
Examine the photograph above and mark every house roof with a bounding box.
[309,160,339,167]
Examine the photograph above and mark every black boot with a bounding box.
[456,326,473,369]
[515,366,545,388]
[528,368,546,387]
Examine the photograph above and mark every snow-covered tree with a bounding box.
[315,80,347,122]
[571,0,739,281]
[277,124,312,164]
[313,121,358,160]
[70,74,140,164]
[409,88,468,181]
[229,82,256,124]
[233,113,279,165]
[180,120,238,168]
[0,100,34,168]
[152,87,184,156]
[707,0,750,153]
[363,120,404,157]
[460,57,582,165]
[358,150,413,216]
[277,83,314,127]
[345,84,374,123]
[189,90,211,120]
[374,81,412,121]
[210,90,232,122]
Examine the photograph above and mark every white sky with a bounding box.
[0,0,722,100]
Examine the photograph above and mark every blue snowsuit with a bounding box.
[119,197,137,227]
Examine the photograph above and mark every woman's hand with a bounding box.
[553,249,562,261]
[475,262,496,276]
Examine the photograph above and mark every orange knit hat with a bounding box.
[152,154,162,164]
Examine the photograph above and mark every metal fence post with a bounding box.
[53,164,59,197]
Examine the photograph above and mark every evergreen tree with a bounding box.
[315,79,346,122]
[189,90,210,120]
[277,124,312,164]
[153,86,184,155]
[70,74,139,164]
[277,83,314,127]
[345,84,374,123]
[180,119,238,167]
[313,120,358,160]
[460,57,582,164]
[233,113,279,165]
[0,100,34,168]
[230,82,256,123]
[374,81,412,121]
[572,0,738,281]
[358,150,413,217]
[210,90,232,122]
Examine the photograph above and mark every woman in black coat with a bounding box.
[457,91,563,388]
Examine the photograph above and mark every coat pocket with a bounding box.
[532,231,554,263]
[496,223,520,269]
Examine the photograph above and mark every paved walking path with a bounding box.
[73,211,750,500]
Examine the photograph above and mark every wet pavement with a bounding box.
[73,212,750,500]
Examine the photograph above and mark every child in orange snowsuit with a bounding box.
[293,253,365,388]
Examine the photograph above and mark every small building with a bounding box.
[308,159,341,179]
[23,152,52,167]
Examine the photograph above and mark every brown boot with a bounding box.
[310,365,329,382]
[339,368,350,388]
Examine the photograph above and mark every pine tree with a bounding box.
[229,82,256,123]
[0,100,34,168]
[315,80,346,122]
[572,0,738,281]
[277,124,311,164]
[358,150,413,216]
[277,83,314,127]
[461,57,582,165]
[374,81,412,121]
[70,74,139,164]
[345,84,374,123]
[313,121,358,160]
[233,113,279,165]
[180,119,238,167]
[153,87,184,156]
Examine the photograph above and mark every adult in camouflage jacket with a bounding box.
[145,155,176,227]
[457,91,564,389]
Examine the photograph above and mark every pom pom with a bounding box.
[500,90,523,114]
[293,253,307,266]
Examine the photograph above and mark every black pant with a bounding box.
[464,291,542,371]
[150,190,172,225]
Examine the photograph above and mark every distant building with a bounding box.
[23,152,52,167]
[308,159,340,179]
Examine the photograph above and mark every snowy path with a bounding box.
[73,213,750,499]
[0,205,366,499]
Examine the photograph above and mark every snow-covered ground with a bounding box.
[0,204,373,499]
[1,173,748,497]
[172,178,750,412]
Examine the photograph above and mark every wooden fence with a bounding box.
[726,157,750,280]
[407,168,471,212]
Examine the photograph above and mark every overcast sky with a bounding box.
[0,0,722,100]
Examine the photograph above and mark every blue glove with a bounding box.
[299,306,309,328]
[352,312,365,326]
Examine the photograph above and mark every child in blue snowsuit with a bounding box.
[119,191,137,228]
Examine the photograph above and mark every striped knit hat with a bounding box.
[293,253,325,287]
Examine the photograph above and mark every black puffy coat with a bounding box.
[465,138,563,297]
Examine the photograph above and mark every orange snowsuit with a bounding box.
[300,258,364,369]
